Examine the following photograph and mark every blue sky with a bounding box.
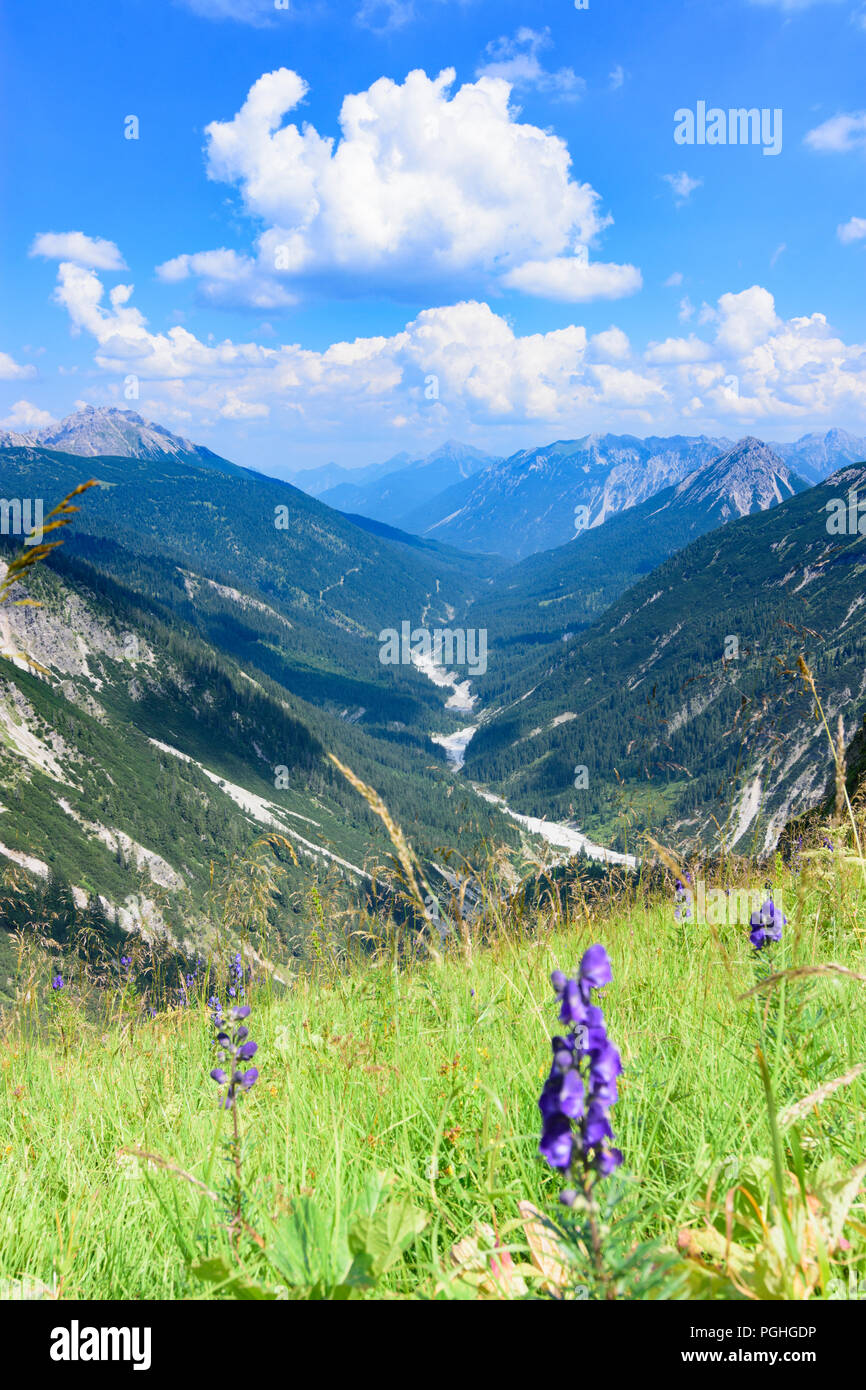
[1,0,865,475]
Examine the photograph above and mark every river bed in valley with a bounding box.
[420,668,637,870]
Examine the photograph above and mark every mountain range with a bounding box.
[288,426,866,563]
[0,404,240,471]
[402,433,735,560]
[463,463,866,854]
[772,429,866,486]
[467,437,808,681]
[0,427,517,935]
[2,404,865,930]
[313,440,500,525]
[288,453,410,499]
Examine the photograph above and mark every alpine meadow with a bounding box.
[2,0,866,1358]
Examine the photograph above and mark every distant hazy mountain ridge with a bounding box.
[316,440,500,525]
[351,428,866,560]
[402,433,734,560]
[467,436,809,691]
[772,429,866,486]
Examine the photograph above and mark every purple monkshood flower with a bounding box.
[120,956,132,969]
[552,945,613,1026]
[541,944,623,1192]
[674,878,692,922]
[51,975,64,991]
[578,944,613,994]
[749,898,786,951]
[210,1003,258,1109]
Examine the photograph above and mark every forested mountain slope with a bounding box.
[0,543,520,940]
[464,465,866,856]
[466,438,806,694]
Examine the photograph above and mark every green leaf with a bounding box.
[813,1160,866,1247]
[348,1196,428,1281]
[266,1198,335,1289]
[191,1255,277,1300]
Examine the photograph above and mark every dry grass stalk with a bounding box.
[328,753,442,963]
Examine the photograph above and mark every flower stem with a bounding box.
[582,1167,614,1299]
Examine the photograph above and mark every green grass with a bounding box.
[1,832,865,1300]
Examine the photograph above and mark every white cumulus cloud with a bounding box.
[502,256,641,302]
[715,286,779,354]
[476,28,585,100]
[838,216,866,243]
[0,352,37,381]
[160,66,633,305]
[588,327,631,362]
[804,111,866,153]
[30,232,127,271]
[42,259,866,439]
[644,335,713,364]
[663,172,702,204]
[0,400,57,431]
[156,249,297,309]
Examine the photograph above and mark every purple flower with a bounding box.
[210,1001,259,1109]
[557,975,588,1026]
[579,944,612,995]
[749,898,786,951]
[51,975,64,991]
[595,1147,624,1177]
[674,879,692,922]
[120,956,131,969]
[539,1114,574,1170]
[539,945,623,1195]
[584,1101,613,1148]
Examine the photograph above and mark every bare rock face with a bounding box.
[0,404,233,470]
[397,429,866,561]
